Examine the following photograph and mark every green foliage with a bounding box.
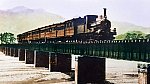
[145,34,150,39]
[115,31,146,40]
[0,32,16,44]
[115,34,126,40]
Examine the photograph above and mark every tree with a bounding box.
[145,34,150,39]
[125,32,144,40]
[0,32,16,44]
[115,31,145,40]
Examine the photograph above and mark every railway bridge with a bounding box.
[0,39,150,84]
[1,39,150,62]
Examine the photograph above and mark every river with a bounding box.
[0,52,149,84]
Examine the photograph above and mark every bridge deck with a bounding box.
[0,39,150,62]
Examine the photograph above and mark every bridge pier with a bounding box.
[1,47,5,54]
[18,49,25,61]
[49,53,71,73]
[34,51,49,68]
[0,47,2,52]
[138,64,150,84]
[8,47,11,56]
[14,48,18,57]
[4,47,7,55]
[25,50,35,64]
[10,48,14,57]
[6,47,9,56]
[75,56,105,84]
[5,47,8,56]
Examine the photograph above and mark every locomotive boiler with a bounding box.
[17,8,116,43]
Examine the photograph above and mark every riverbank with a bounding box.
[0,52,147,84]
[0,52,74,84]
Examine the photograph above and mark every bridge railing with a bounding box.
[0,39,150,62]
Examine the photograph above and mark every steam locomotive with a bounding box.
[17,8,116,43]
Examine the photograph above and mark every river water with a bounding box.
[106,58,138,84]
[0,52,149,84]
[72,55,149,84]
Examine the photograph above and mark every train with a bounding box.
[17,8,116,43]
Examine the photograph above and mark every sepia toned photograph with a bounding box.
[0,0,150,84]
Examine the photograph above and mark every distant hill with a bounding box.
[0,6,64,35]
[0,6,150,38]
[111,21,150,35]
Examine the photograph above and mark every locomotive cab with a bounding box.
[84,15,98,33]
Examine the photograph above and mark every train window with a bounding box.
[70,22,73,27]
[48,29,50,32]
[69,22,71,27]
[66,23,69,27]
[52,28,55,31]
[52,28,54,31]
[70,22,72,27]
[66,22,72,27]
[47,29,49,32]
[35,31,38,34]
[49,29,52,32]
[55,26,64,30]
[40,29,43,33]
[42,29,45,33]
[69,23,71,27]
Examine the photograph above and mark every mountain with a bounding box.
[0,6,64,36]
[0,6,150,38]
[111,21,150,35]
[6,6,33,13]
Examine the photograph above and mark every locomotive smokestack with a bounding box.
[103,8,107,19]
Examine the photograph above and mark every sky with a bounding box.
[0,0,150,27]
